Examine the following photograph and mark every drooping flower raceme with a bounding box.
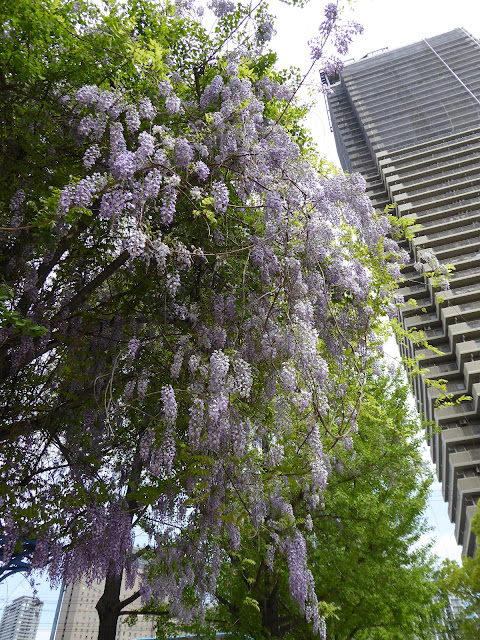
[0,1,405,637]
[30,61,400,625]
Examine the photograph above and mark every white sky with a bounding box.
[3,1,480,638]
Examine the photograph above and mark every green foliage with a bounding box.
[306,371,441,640]
[0,284,47,337]
[172,371,443,640]
[439,512,480,640]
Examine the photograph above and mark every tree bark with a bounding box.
[96,568,123,640]
[96,457,143,640]
[96,570,143,640]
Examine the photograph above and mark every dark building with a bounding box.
[326,28,480,556]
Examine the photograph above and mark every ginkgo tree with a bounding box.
[440,515,480,640]
[0,1,407,638]
[168,370,442,640]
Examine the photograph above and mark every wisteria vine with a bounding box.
[0,0,405,636]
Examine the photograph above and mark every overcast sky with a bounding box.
[3,1,480,638]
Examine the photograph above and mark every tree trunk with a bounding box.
[96,568,123,640]
[261,580,280,636]
[96,458,142,640]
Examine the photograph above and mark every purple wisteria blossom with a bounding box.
[136,131,156,163]
[9,189,25,212]
[83,144,101,169]
[1,2,407,637]
[138,97,157,120]
[200,75,223,110]
[160,187,177,225]
[161,384,178,425]
[194,161,210,181]
[112,151,136,180]
[208,0,235,18]
[165,94,182,114]
[99,187,131,220]
[173,138,194,169]
[125,106,141,133]
[127,337,141,360]
[211,181,229,214]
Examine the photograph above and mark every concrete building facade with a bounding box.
[53,575,155,640]
[326,28,480,556]
[432,594,465,640]
[0,596,43,640]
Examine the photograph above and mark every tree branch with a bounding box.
[54,249,130,318]
[118,608,169,617]
[118,590,141,611]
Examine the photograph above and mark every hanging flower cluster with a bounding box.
[0,0,403,635]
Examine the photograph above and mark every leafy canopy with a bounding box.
[1,0,403,637]
[172,371,442,640]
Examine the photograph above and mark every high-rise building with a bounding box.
[432,594,465,640]
[0,596,43,640]
[325,28,480,556]
[53,574,155,640]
